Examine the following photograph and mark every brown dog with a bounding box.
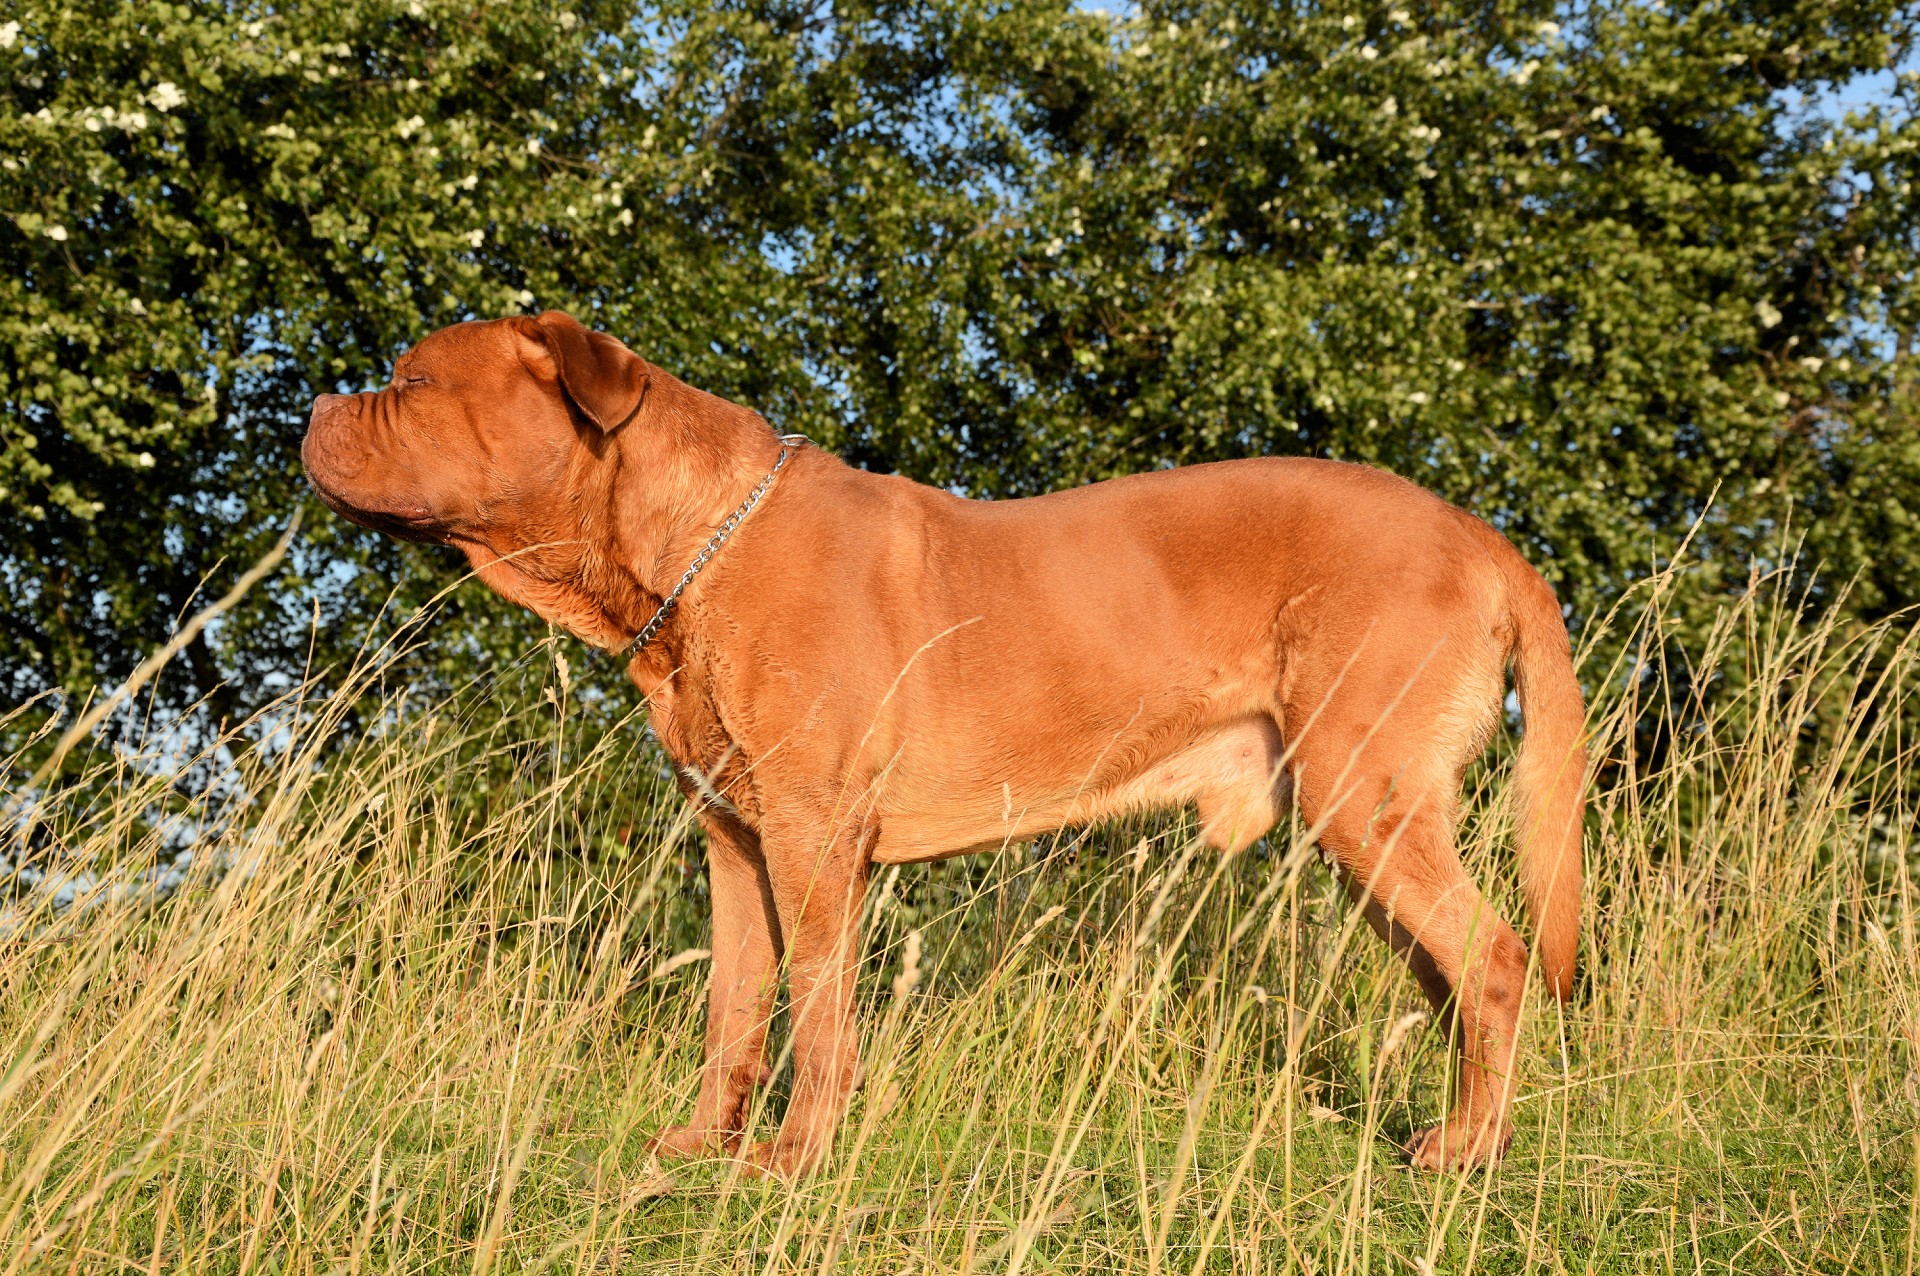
[303,310,1586,1175]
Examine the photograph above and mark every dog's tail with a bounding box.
[1503,558,1587,1002]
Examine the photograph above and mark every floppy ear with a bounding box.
[523,310,650,432]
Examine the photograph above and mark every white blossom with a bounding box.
[0,21,19,48]
[558,10,578,29]
[1536,20,1560,37]
[1380,95,1397,116]
[1754,299,1782,329]
[124,110,146,130]
[45,224,67,241]
[616,207,633,226]
[263,122,296,139]
[128,298,147,315]
[396,114,425,138]
[526,137,542,154]
[1512,59,1539,84]
[1359,44,1378,60]
[136,451,155,468]
[514,288,535,307]
[459,172,478,189]
[465,228,484,246]
[148,81,185,111]
[1408,390,1430,405]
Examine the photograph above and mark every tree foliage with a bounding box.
[2,0,1915,727]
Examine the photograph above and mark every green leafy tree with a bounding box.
[2,0,598,720]
[767,0,1920,636]
[2,0,1914,751]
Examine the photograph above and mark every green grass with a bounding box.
[2,561,1916,1274]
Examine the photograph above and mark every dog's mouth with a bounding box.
[308,479,448,544]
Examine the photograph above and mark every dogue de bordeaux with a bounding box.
[303,310,1586,1176]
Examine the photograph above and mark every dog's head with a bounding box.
[303,310,645,547]
[302,310,651,638]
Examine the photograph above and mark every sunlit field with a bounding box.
[2,558,1915,1274]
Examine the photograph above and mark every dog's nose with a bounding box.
[302,394,369,483]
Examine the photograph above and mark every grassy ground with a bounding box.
[1,565,1916,1274]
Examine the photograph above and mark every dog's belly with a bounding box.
[869,713,1290,863]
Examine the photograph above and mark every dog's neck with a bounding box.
[601,369,790,633]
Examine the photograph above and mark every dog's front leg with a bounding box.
[652,810,781,1158]
[743,815,872,1178]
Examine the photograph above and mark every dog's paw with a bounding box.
[1405,1117,1512,1172]
[647,1125,729,1160]
[736,1138,825,1181]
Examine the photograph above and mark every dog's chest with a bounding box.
[640,671,763,824]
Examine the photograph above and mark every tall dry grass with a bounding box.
[1,556,1915,1273]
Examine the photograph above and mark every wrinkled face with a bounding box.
[302,311,652,639]
[306,320,533,547]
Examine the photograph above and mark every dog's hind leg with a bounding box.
[651,810,782,1158]
[1290,714,1528,1172]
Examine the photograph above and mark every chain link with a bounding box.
[623,441,799,655]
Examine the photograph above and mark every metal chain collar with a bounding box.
[623,437,804,656]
